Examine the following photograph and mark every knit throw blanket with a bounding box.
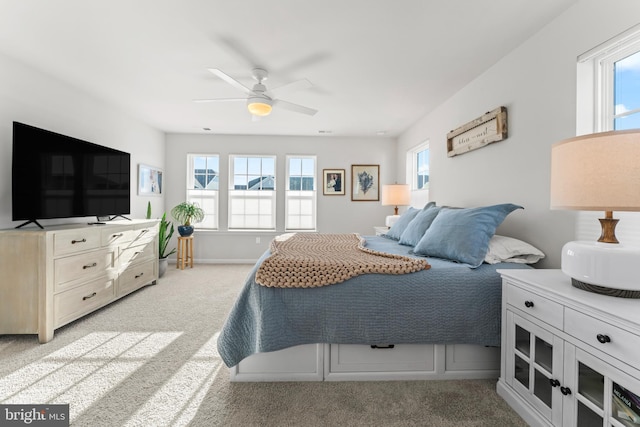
[255,233,430,288]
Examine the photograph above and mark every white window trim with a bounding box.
[228,154,277,230]
[406,141,430,191]
[285,155,317,231]
[186,153,219,230]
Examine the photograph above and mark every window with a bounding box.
[186,154,219,229]
[286,156,316,230]
[228,155,276,229]
[407,142,429,191]
[583,24,640,131]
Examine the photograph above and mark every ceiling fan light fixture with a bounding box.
[247,98,272,116]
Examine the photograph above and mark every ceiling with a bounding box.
[0,0,578,137]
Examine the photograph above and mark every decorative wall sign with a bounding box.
[447,106,508,157]
[351,164,379,201]
[323,169,345,195]
[138,164,163,196]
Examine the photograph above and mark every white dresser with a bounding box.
[498,269,640,427]
[0,219,159,343]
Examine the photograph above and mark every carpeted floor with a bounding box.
[0,264,527,426]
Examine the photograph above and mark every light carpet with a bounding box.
[0,264,526,427]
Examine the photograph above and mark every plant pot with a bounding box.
[177,225,194,236]
[159,258,168,277]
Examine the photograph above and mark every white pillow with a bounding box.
[484,235,545,264]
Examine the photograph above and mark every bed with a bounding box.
[217,203,543,381]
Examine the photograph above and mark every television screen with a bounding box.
[12,122,131,226]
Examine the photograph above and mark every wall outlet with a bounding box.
[255,237,261,244]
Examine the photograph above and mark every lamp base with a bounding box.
[571,278,640,299]
[385,215,401,228]
[562,241,640,297]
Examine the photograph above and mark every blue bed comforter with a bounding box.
[217,235,530,367]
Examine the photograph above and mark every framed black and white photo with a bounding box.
[351,164,379,201]
[322,169,345,195]
[138,164,163,196]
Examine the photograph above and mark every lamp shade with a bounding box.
[381,184,411,207]
[550,130,640,212]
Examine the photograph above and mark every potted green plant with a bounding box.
[171,201,205,236]
[146,202,175,277]
[158,212,176,277]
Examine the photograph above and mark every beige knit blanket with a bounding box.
[255,233,430,288]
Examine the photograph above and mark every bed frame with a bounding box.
[229,342,500,382]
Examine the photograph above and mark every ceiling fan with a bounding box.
[194,68,318,117]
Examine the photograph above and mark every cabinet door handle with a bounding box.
[549,379,560,387]
[135,272,144,279]
[71,238,87,244]
[82,292,97,301]
[524,300,534,308]
[596,334,611,344]
[560,386,572,396]
[112,233,124,238]
[82,262,98,269]
[370,344,395,349]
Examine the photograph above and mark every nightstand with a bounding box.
[497,269,640,427]
[373,226,389,236]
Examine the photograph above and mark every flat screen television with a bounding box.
[12,121,131,228]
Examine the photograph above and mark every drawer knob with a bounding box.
[135,272,145,279]
[524,300,534,308]
[71,238,87,244]
[596,334,611,344]
[112,233,124,238]
[82,262,98,270]
[549,379,560,387]
[82,292,97,301]
[560,386,572,396]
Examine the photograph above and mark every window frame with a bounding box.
[285,155,317,231]
[406,141,430,192]
[228,154,277,230]
[186,153,219,230]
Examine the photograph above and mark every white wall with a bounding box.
[165,134,397,261]
[0,52,165,229]
[396,0,640,269]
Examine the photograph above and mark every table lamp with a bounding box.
[381,184,410,227]
[550,129,640,298]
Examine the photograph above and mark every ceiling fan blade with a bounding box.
[193,98,246,103]
[273,99,318,116]
[268,79,313,99]
[208,68,252,95]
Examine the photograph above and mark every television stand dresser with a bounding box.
[0,219,159,343]
[498,269,640,427]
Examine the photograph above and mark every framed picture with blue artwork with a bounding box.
[351,164,379,201]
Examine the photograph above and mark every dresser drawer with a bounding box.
[131,225,157,245]
[328,344,435,373]
[506,283,564,330]
[118,259,156,296]
[54,248,116,291]
[53,229,101,256]
[565,308,640,368]
[119,241,155,267]
[101,227,135,247]
[54,276,116,327]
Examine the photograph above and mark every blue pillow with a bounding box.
[383,207,420,240]
[412,203,523,268]
[398,205,442,246]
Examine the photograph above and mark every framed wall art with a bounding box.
[138,164,163,196]
[351,164,379,201]
[446,106,508,157]
[322,169,345,195]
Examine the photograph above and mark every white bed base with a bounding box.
[229,343,500,382]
